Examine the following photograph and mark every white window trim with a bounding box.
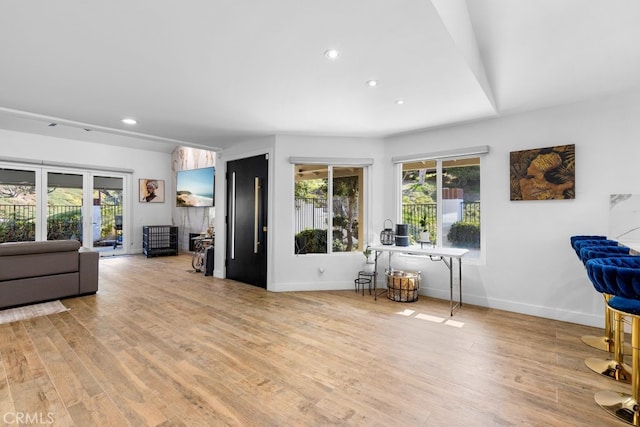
[293,161,370,255]
[391,145,489,164]
[395,152,485,264]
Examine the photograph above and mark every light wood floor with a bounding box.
[0,254,630,426]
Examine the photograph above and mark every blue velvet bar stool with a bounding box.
[571,235,607,252]
[586,257,640,425]
[580,246,634,359]
[570,237,623,352]
[573,238,619,259]
[580,246,631,265]
[583,251,634,383]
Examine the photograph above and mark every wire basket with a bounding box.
[386,269,420,302]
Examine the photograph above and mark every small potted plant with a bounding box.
[363,246,375,273]
[418,215,431,242]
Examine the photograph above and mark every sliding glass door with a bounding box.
[91,174,125,255]
[0,163,129,256]
[45,171,84,242]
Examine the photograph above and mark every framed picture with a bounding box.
[176,167,215,207]
[510,144,575,201]
[139,179,165,203]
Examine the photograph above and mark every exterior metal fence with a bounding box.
[294,196,360,251]
[461,201,481,223]
[402,201,480,240]
[294,200,480,236]
[0,204,122,243]
[294,197,327,234]
[402,203,438,239]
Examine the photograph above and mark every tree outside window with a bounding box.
[401,157,481,257]
[294,164,365,254]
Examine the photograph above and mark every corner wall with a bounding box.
[171,147,216,252]
[270,135,385,292]
[384,86,640,326]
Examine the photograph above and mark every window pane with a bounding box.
[442,158,480,257]
[332,166,363,253]
[0,168,36,242]
[93,175,123,250]
[401,160,437,242]
[294,164,328,253]
[47,172,83,242]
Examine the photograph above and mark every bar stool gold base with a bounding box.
[595,390,639,425]
[582,334,611,351]
[585,358,632,383]
[582,335,632,354]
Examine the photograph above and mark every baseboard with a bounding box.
[419,287,603,328]
[267,280,603,327]
[271,280,354,292]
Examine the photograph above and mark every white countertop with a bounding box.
[368,244,468,258]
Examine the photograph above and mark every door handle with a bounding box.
[230,172,236,259]
[254,177,260,254]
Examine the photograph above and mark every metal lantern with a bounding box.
[380,219,395,245]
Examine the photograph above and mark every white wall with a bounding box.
[0,129,172,253]
[270,134,385,291]
[383,86,640,327]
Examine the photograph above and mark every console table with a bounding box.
[369,244,468,316]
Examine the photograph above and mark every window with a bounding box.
[400,156,481,258]
[294,164,366,254]
[0,168,37,242]
[0,163,128,251]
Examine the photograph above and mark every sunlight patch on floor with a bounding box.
[444,319,464,328]
[395,309,465,328]
[396,309,415,316]
[415,313,445,323]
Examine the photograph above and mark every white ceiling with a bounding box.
[0,0,639,153]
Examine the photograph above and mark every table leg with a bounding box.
[374,250,379,300]
[459,258,463,310]
[450,257,454,315]
[449,257,463,316]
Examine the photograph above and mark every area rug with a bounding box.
[0,300,69,325]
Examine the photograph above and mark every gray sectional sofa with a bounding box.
[0,240,99,309]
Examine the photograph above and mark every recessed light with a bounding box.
[324,49,340,60]
[395,99,404,105]
[366,80,378,87]
[121,118,137,125]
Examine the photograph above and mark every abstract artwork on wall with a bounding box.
[510,144,575,201]
[139,179,165,203]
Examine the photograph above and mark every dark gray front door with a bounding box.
[226,154,268,288]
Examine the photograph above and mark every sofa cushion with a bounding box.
[0,240,81,281]
[0,273,79,309]
[0,240,80,256]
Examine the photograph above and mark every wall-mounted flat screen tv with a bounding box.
[176,167,215,207]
